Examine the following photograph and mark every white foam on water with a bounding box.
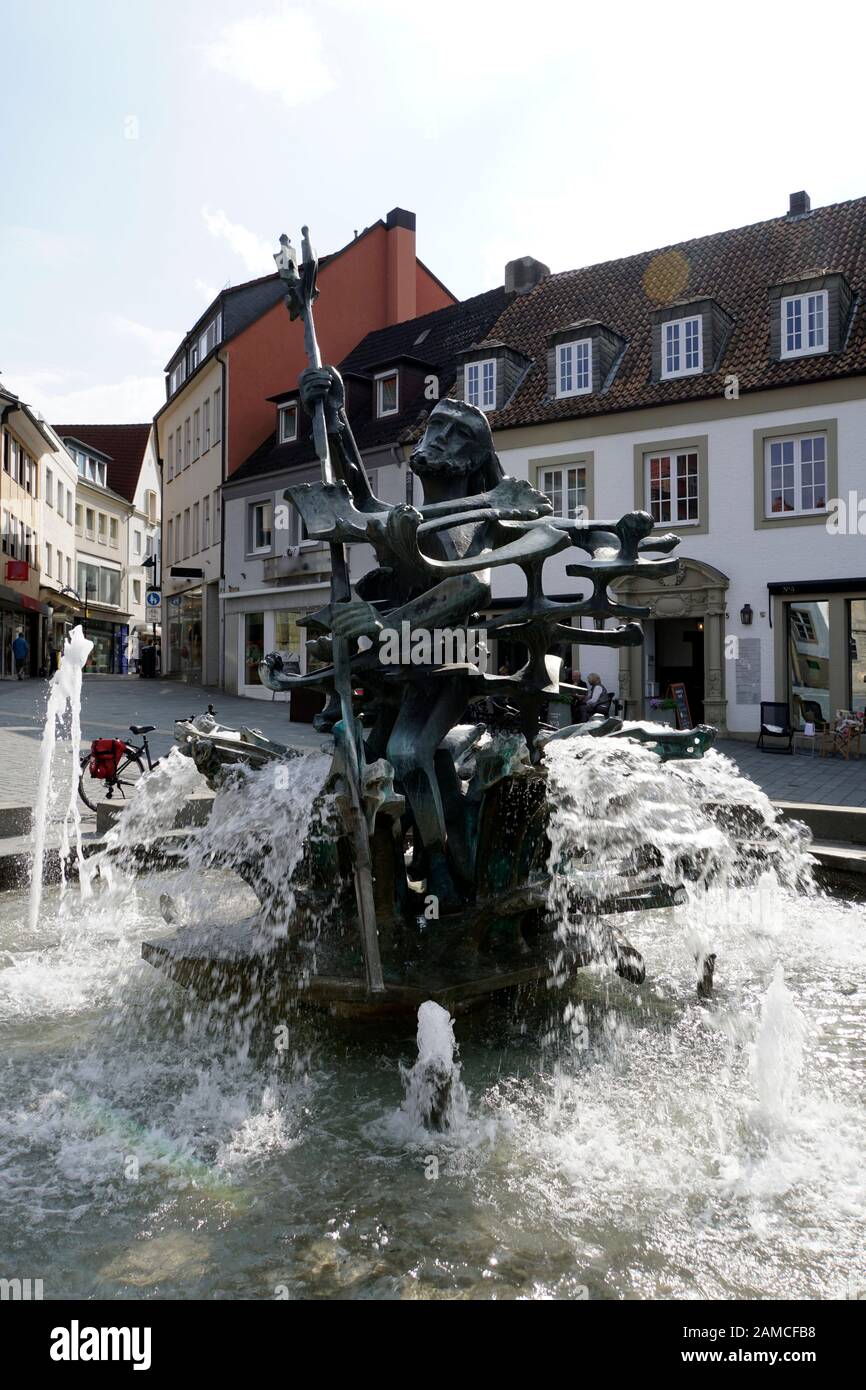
[399,1001,469,1133]
[3,704,864,1298]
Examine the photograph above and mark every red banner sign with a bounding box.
[5,560,29,581]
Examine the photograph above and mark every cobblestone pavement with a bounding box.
[1,676,864,811]
[716,737,866,809]
[0,675,324,812]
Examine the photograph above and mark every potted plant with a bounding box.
[648,696,678,727]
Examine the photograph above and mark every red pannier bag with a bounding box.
[89,738,126,779]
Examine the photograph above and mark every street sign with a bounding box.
[146,590,161,607]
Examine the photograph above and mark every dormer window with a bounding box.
[466,358,497,410]
[770,275,850,362]
[168,357,186,395]
[556,339,592,397]
[376,370,399,418]
[278,403,298,443]
[198,313,222,361]
[781,291,828,358]
[662,315,702,379]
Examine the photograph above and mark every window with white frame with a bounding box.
[193,409,201,460]
[765,432,827,516]
[376,371,399,418]
[45,468,53,508]
[56,481,63,516]
[184,418,191,468]
[661,316,703,379]
[540,464,588,519]
[202,495,210,549]
[213,488,221,541]
[183,508,190,558]
[45,542,52,576]
[169,358,186,394]
[213,388,222,443]
[279,403,298,442]
[781,291,828,358]
[248,499,273,553]
[175,427,182,472]
[466,358,497,410]
[790,608,817,643]
[645,449,699,524]
[167,518,173,565]
[556,340,592,397]
[198,314,221,360]
[203,397,211,452]
[192,501,200,554]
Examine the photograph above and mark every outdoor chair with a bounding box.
[757,701,793,753]
[798,698,827,730]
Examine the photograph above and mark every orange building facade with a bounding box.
[155,209,453,685]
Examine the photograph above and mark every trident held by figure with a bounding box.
[274,226,385,993]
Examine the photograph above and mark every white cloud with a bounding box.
[110,316,182,364]
[203,11,336,106]
[201,206,275,276]
[194,277,219,303]
[8,370,163,425]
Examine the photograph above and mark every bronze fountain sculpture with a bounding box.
[143,228,719,1018]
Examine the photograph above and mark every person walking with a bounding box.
[11,630,29,679]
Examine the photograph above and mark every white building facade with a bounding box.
[491,379,866,735]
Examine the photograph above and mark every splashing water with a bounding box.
[749,964,806,1123]
[93,742,333,939]
[544,730,813,973]
[400,1001,468,1131]
[2,707,865,1299]
[29,625,94,930]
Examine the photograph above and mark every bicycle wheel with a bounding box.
[78,751,146,813]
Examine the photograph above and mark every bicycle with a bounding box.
[78,707,218,812]
[78,724,161,812]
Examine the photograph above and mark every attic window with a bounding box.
[413,328,431,346]
[556,339,592,397]
[466,358,497,410]
[781,291,828,358]
[376,370,399,418]
[661,315,703,379]
[198,313,222,361]
[279,403,298,443]
[168,358,186,395]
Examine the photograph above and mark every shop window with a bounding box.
[849,599,866,715]
[787,600,830,726]
[244,612,264,686]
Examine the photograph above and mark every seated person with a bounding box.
[575,672,611,722]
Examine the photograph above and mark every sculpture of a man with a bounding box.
[264,365,681,911]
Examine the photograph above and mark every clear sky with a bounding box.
[2,0,864,424]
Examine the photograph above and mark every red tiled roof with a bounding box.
[484,195,866,430]
[54,423,151,502]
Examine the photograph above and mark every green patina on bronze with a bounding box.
[143,226,721,1018]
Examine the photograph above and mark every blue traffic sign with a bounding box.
[146,589,161,607]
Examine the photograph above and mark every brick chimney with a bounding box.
[505,255,550,295]
[385,207,417,325]
[788,190,811,217]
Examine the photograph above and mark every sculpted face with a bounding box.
[410,399,495,480]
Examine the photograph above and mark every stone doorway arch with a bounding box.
[614,558,730,733]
